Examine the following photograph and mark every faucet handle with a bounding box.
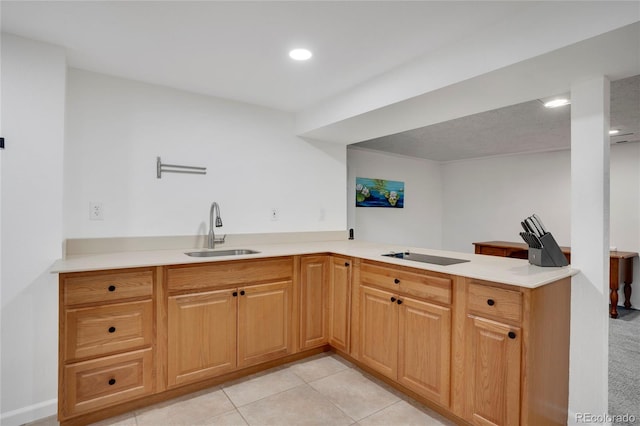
[214,234,226,244]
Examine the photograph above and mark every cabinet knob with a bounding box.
[397,299,403,305]
[108,285,116,292]
[394,278,400,284]
[232,291,238,297]
[487,299,495,306]
[240,290,246,296]
[108,326,116,333]
[390,297,397,303]
[108,378,116,386]
[508,331,517,339]
[345,262,350,267]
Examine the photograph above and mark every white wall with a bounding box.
[440,145,640,309]
[64,69,346,239]
[347,148,442,248]
[0,34,66,425]
[348,145,640,307]
[441,150,572,251]
[0,49,347,425]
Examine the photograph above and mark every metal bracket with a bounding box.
[157,156,206,179]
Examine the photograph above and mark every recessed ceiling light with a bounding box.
[543,98,571,108]
[289,48,312,61]
[609,129,620,135]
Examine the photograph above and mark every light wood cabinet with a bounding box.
[398,296,451,406]
[454,277,571,426]
[65,299,153,361]
[238,280,293,367]
[328,256,351,352]
[358,261,452,408]
[59,268,156,420]
[463,281,523,425]
[166,258,294,386]
[57,253,570,426]
[299,256,329,349]
[63,348,153,416]
[360,285,398,379]
[465,315,521,426]
[168,289,237,387]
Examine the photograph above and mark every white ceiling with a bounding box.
[0,1,527,112]
[354,74,640,162]
[2,1,638,161]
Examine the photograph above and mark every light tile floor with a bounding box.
[27,353,456,426]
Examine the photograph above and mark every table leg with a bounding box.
[610,289,619,318]
[623,257,633,309]
[610,257,620,318]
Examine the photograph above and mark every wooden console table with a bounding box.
[473,241,638,319]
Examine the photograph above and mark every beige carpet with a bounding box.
[609,307,640,426]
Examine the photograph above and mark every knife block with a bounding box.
[528,232,569,267]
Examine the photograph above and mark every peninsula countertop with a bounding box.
[51,240,577,289]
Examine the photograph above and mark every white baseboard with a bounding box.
[0,399,57,426]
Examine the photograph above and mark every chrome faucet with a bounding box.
[207,202,226,249]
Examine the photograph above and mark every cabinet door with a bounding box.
[359,285,398,380]
[238,280,293,367]
[168,289,237,387]
[466,315,521,426]
[300,256,329,349]
[329,257,351,352]
[398,296,451,407]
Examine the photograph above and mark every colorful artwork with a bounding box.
[356,177,404,208]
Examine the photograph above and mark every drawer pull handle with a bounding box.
[394,278,400,284]
[345,262,350,267]
[487,299,495,306]
[390,297,397,303]
[108,285,116,292]
[240,290,246,296]
[232,291,238,297]
[108,378,116,386]
[508,331,517,339]
[108,326,116,333]
[397,299,403,305]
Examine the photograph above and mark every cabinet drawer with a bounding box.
[65,300,153,360]
[467,281,522,323]
[477,246,509,257]
[167,257,293,292]
[360,262,452,305]
[63,348,153,416]
[63,270,153,306]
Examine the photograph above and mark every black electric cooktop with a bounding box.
[382,252,470,266]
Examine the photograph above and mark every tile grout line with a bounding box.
[220,387,253,426]
[303,364,406,424]
[223,356,352,410]
[302,379,360,424]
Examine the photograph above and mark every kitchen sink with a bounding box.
[185,249,260,257]
[382,251,470,266]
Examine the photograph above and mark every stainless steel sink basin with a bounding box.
[185,249,260,257]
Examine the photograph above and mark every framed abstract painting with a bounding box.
[355,177,404,208]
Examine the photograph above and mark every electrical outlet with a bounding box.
[90,202,104,221]
[270,208,279,221]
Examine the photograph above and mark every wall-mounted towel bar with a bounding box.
[157,156,206,179]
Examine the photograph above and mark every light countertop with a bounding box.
[51,240,577,289]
